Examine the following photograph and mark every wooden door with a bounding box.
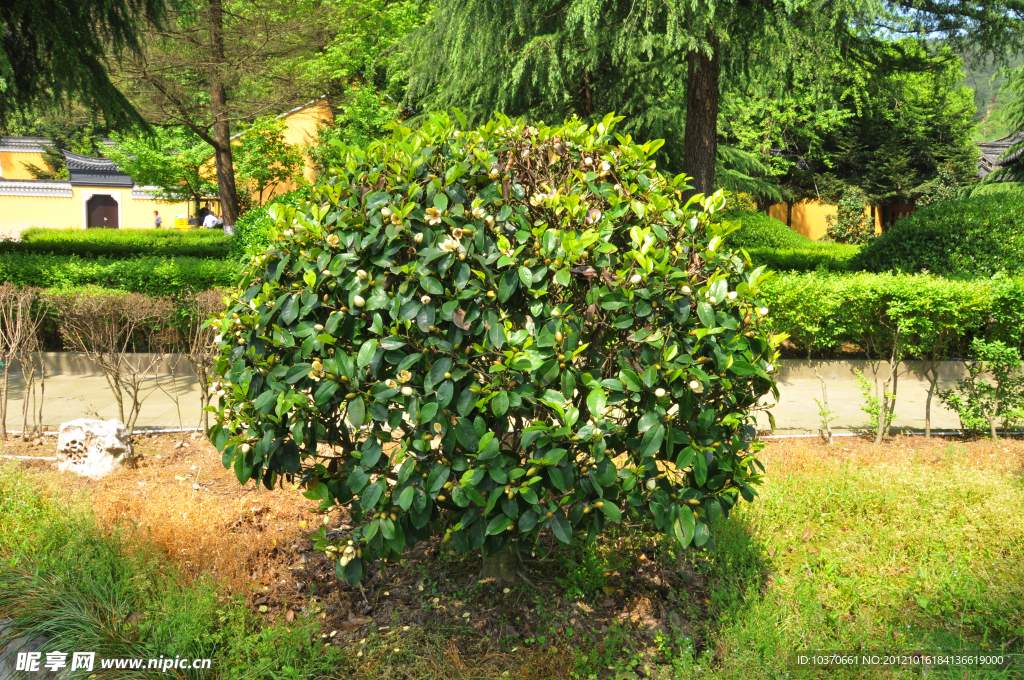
[87,195,119,228]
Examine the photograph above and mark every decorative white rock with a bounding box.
[56,419,133,479]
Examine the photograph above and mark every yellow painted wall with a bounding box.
[768,200,883,241]
[0,151,48,180]
[0,187,189,238]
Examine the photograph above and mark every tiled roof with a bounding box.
[977,132,1023,179]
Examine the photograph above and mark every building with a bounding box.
[0,98,333,238]
[977,132,1022,180]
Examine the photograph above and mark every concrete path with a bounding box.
[0,356,970,434]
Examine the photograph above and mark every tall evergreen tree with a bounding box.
[0,0,167,128]
[405,0,1024,197]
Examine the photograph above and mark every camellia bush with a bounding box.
[208,112,781,584]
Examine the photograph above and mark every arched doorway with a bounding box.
[86,194,119,228]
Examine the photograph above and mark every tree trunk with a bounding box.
[479,544,518,582]
[208,0,240,228]
[681,32,720,199]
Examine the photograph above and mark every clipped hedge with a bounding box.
[0,227,232,259]
[853,193,1024,277]
[0,253,240,297]
[229,206,274,261]
[723,210,859,272]
[723,209,815,249]
[761,272,1024,358]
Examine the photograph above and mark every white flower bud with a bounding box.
[356,270,368,279]
[322,270,331,277]
[759,306,769,316]
[646,478,657,490]
[401,386,413,397]
[241,443,251,454]
[421,295,431,304]
[353,295,365,307]
[689,380,703,394]
[728,291,738,300]
[655,388,666,398]
[381,207,392,219]
[630,274,642,285]
[584,157,593,165]
[414,232,424,243]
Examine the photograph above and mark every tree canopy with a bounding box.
[0,0,167,128]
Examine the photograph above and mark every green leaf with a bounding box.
[561,370,576,402]
[586,387,606,417]
[348,398,365,428]
[492,390,510,416]
[598,502,621,523]
[675,511,695,547]
[422,276,444,295]
[554,268,571,286]
[280,294,299,324]
[361,481,383,511]
[519,266,534,287]
[518,509,539,533]
[342,557,363,586]
[498,269,518,302]
[456,417,479,450]
[551,511,572,545]
[357,339,378,368]
[620,369,643,392]
[437,380,454,407]
[693,520,710,547]
[639,423,664,457]
[398,485,415,511]
[486,514,512,535]
[697,302,716,328]
[434,193,449,211]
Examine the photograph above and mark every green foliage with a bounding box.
[0,227,231,259]
[853,193,1024,277]
[209,112,781,583]
[722,209,859,272]
[938,339,1024,436]
[0,254,239,296]
[0,0,166,128]
[722,210,813,250]
[853,367,895,433]
[825,187,875,245]
[915,163,967,208]
[989,62,1024,182]
[108,127,218,203]
[234,116,305,209]
[230,206,276,261]
[761,272,998,359]
[308,87,401,175]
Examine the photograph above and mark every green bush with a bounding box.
[759,272,1024,358]
[722,210,859,272]
[723,210,813,250]
[0,253,240,296]
[209,112,781,583]
[0,227,231,259]
[230,189,314,261]
[853,193,1024,277]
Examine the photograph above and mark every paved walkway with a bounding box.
[0,358,970,434]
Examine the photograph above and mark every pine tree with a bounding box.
[0,0,166,128]
[404,0,1024,197]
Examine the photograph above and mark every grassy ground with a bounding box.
[0,434,1021,679]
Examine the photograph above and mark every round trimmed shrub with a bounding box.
[853,193,1024,277]
[723,209,813,250]
[208,112,780,583]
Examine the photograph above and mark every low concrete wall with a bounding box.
[4,353,197,378]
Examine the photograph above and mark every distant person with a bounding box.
[197,204,211,223]
[202,211,221,229]
[153,210,162,228]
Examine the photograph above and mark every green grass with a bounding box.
[0,227,232,259]
[0,463,344,680]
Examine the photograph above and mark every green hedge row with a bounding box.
[761,272,1024,358]
[0,253,241,297]
[853,193,1024,277]
[724,210,859,272]
[0,227,232,259]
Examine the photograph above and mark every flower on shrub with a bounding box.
[208,111,780,585]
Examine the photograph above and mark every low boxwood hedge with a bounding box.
[723,210,859,271]
[0,227,232,259]
[0,253,240,297]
